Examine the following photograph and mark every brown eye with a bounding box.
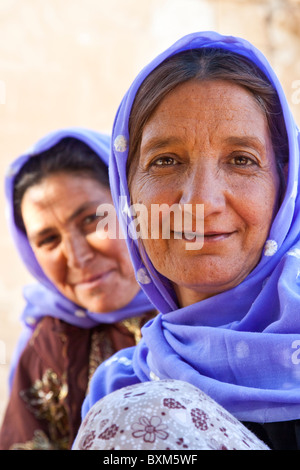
[153,156,177,166]
[230,155,257,166]
[83,214,99,225]
[37,234,59,248]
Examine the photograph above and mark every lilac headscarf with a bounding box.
[83,32,300,424]
[5,127,154,389]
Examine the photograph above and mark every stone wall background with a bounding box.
[0,0,300,426]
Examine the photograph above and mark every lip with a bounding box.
[202,231,235,242]
[72,270,114,289]
[173,231,235,242]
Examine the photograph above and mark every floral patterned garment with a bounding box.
[73,379,269,450]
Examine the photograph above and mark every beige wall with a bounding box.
[1,0,300,424]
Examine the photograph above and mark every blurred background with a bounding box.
[1,0,300,423]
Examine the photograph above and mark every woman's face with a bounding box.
[130,79,281,307]
[21,172,140,312]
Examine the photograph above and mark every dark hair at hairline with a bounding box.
[14,137,109,231]
[127,48,289,192]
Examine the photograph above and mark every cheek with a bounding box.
[131,179,179,241]
[131,171,175,206]
[89,233,114,254]
[90,233,135,276]
[239,181,279,228]
[141,237,172,274]
[33,250,66,284]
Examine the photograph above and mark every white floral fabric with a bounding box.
[73,380,269,450]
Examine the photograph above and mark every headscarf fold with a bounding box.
[84,32,300,423]
[5,127,154,389]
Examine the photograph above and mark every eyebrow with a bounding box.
[223,136,265,151]
[141,135,265,154]
[27,201,99,242]
[67,201,97,223]
[141,136,183,155]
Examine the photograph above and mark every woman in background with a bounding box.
[0,127,155,450]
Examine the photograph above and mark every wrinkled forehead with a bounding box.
[112,33,296,190]
[117,39,270,141]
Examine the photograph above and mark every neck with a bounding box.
[173,284,216,308]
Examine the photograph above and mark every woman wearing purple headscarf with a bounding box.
[73,32,300,451]
[0,127,155,450]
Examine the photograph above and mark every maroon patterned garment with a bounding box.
[0,313,154,450]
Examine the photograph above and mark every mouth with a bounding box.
[202,231,235,242]
[72,270,115,289]
[172,231,236,242]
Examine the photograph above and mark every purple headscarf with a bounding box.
[83,32,300,424]
[5,127,154,389]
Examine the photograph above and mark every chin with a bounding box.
[82,297,121,313]
[83,300,109,313]
[175,272,251,300]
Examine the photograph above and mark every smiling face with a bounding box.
[21,172,140,312]
[130,79,281,307]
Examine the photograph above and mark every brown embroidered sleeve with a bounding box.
[0,317,89,450]
[0,310,157,450]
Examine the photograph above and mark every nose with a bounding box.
[62,234,94,268]
[179,161,226,217]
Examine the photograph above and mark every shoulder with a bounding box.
[82,347,139,418]
[20,316,92,373]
